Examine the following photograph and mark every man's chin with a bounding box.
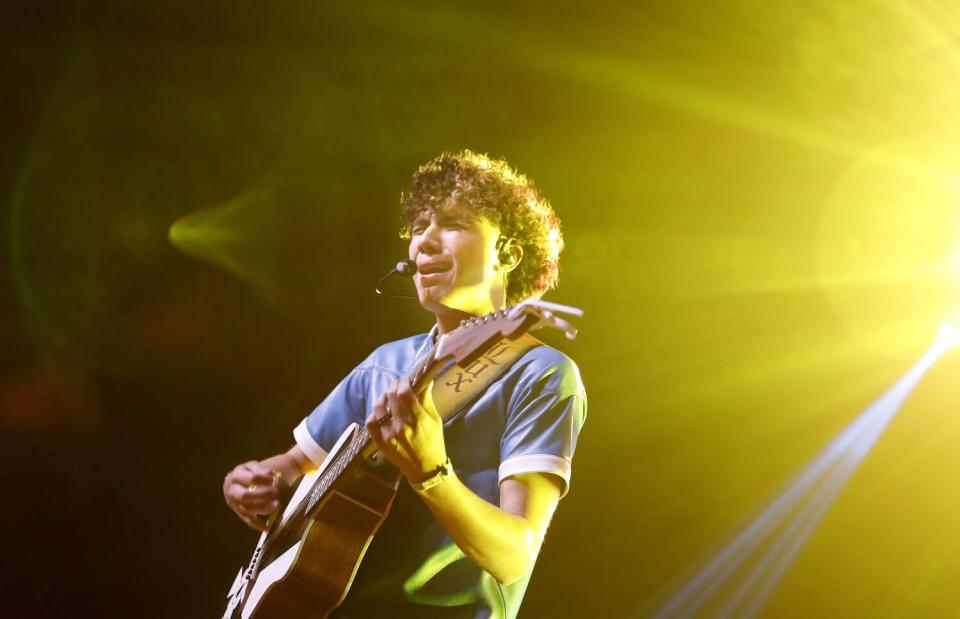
[416,289,446,312]
[417,293,472,316]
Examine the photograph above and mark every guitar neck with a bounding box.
[296,337,444,517]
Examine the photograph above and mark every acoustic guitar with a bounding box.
[223,300,582,619]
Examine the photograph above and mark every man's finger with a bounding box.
[371,393,390,423]
[244,481,280,497]
[388,385,416,428]
[244,496,281,515]
[228,494,267,531]
[238,496,277,522]
[233,467,275,487]
[396,378,414,400]
[237,508,268,532]
[395,379,419,423]
[365,412,390,451]
[240,486,280,508]
[229,480,274,505]
[243,461,277,479]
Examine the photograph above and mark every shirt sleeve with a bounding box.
[498,351,587,497]
[293,367,371,466]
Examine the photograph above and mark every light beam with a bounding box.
[652,328,958,619]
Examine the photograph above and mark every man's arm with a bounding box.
[222,444,322,531]
[418,471,562,585]
[365,378,563,585]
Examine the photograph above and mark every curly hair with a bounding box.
[399,150,563,305]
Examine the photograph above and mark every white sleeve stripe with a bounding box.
[293,419,328,466]
[499,454,573,497]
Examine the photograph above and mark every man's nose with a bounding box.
[414,223,442,254]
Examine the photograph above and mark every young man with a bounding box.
[223,151,587,618]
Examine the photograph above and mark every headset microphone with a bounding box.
[394,259,417,275]
[375,259,418,297]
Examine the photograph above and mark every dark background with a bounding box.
[3,2,960,617]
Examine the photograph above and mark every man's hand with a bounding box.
[222,446,317,532]
[365,378,447,484]
[363,378,562,585]
[223,461,282,532]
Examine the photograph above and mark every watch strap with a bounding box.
[410,457,453,493]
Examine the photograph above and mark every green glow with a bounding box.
[400,543,478,606]
[169,197,263,281]
[166,177,300,316]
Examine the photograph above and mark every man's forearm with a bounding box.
[416,473,547,585]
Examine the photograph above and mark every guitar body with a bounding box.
[226,424,401,619]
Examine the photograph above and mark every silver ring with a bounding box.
[378,404,393,426]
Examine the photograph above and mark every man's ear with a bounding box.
[497,237,523,272]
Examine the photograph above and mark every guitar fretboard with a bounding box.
[274,335,439,530]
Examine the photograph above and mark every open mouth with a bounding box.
[418,263,451,275]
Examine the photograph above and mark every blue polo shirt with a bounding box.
[293,329,587,619]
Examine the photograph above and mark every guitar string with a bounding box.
[256,334,440,559]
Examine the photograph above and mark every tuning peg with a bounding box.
[535,310,578,340]
[506,300,582,339]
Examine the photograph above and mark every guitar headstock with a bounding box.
[435,300,584,366]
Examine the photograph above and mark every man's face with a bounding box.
[407,205,503,317]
